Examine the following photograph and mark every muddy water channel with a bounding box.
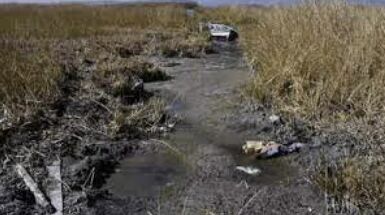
[105,43,324,214]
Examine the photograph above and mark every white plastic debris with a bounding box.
[166,121,176,129]
[236,166,261,176]
[15,164,52,209]
[268,114,281,124]
[47,161,63,215]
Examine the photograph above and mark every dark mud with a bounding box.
[0,39,175,215]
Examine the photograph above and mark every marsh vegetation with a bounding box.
[206,2,385,212]
[1,1,385,214]
[0,3,210,124]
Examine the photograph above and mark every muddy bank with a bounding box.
[0,38,181,215]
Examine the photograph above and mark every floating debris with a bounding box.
[243,140,305,158]
[242,140,278,155]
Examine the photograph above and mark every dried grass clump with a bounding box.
[315,155,385,213]
[108,97,167,136]
[128,60,170,82]
[0,40,60,122]
[109,31,212,59]
[93,57,168,106]
[97,57,169,83]
[312,117,385,212]
[158,33,213,58]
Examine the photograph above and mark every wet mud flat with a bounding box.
[0,41,335,215]
[101,43,328,214]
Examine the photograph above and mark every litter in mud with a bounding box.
[242,140,305,158]
[268,114,281,124]
[286,143,306,153]
[47,161,63,215]
[242,141,277,155]
[235,166,261,176]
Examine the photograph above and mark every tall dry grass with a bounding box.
[0,4,194,39]
[208,3,385,119]
[207,2,385,212]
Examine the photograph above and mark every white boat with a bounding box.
[207,23,238,41]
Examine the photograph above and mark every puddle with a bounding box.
[168,123,297,185]
[105,153,186,197]
[230,145,297,185]
[106,114,295,198]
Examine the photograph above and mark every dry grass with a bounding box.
[206,1,385,212]
[0,3,206,124]
[313,117,385,212]
[108,97,167,136]
[0,4,194,39]
[315,156,385,213]
[0,40,60,121]
[207,3,385,119]
[97,56,168,82]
